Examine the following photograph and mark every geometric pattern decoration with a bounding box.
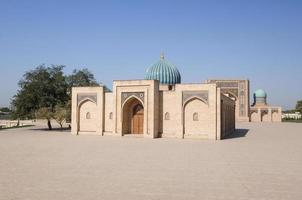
[77,93,97,105]
[221,89,239,98]
[216,81,238,88]
[121,92,145,105]
[207,80,248,117]
[182,90,208,105]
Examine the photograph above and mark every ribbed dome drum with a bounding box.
[145,54,181,84]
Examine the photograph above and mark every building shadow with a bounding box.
[29,127,71,132]
[223,128,249,139]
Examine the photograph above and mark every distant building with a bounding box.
[250,89,282,122]
[205,79,250,122]
[282,112,301,120]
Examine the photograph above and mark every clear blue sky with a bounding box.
[0,0,301,110]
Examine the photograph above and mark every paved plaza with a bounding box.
[0,122,302,200]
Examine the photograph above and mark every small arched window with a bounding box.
[164,112,170,120]
[193,112,198,121]
[86,112,91,119]
[109,112,113,120]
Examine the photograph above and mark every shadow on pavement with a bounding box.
[29,127,71,132]
[223,128,249,139]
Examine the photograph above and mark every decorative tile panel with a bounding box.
[216,81,238,88]
[208,80,249,119]
[121,92,144,105]
[182,91,208,105]
[77,93,97,105]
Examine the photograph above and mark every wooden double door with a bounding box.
[131,104,144,134]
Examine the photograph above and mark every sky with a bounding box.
[0,0,301,110]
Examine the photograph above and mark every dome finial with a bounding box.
[160,52,165,60]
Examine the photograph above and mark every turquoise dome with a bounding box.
[254,89,267,98]
[145,54,181,84]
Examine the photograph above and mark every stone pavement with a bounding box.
[0,122,302,200]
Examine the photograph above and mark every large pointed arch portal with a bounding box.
[122,96,144,135]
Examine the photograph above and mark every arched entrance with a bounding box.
[122,97,144,135]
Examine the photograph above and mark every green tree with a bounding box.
[11,66,103,130]
[65,99,72,123]
[35,107,53,130]
[66,68,110,93]
[296,100,302,113]
[0,107,11,112]
[53,105,67,129]
[11,65,69,129]
[66,68,99,89]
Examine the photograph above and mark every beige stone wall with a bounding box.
[161,91,181,138]
[220,94,236,138]
[161,83,219,140]
[250,107,282,122]
[104,92,114,133]
[216,89,222,140]
[113,80,159,138]
[78,100,97,132]
[272,108,282,122]
[71,81,236,140]
[71,87,104,135]
[184,98,210,137]
[251,111,260,122]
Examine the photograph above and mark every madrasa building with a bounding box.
[71,54,236,140]
[71,54,281,139]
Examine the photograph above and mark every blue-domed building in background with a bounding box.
[250,89,282,122]
[253,89,267,105]
[145,53,181,85]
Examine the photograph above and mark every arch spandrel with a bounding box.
[121,92,144,107]
[182,91,208,107]
[77,93,97,106]
[121,94,144,110]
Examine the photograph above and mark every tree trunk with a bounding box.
[47,119,52,130]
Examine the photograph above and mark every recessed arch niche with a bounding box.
[78,98,97,133]
[183,97,208,136]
